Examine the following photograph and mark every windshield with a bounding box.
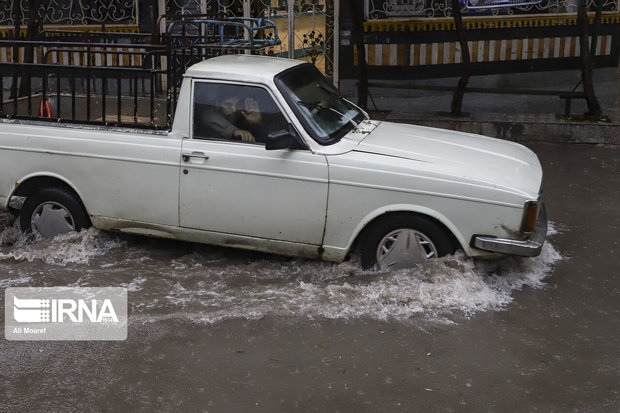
[275,64,367,145]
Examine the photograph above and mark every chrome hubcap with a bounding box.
[376,229,438,270]
[30,201,75,238]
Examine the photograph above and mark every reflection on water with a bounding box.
[0,211,562,324]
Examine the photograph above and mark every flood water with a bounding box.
[0,143,617,412]
[0,214,561,325]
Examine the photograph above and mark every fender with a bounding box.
[9,171,89,213]
[343,204,469,257]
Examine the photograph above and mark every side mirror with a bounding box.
[266,126,306,150]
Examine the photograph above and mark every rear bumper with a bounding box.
[472,203,547,257]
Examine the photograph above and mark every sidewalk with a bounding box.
[341,67,620,145]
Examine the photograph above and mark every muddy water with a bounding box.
[0,213,561,325]
[0,143,617,412]
[0,211,564,411]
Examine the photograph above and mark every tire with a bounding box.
[360,215,457,270]
[20,187,91,239]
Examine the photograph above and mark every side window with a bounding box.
[193,83,289,144]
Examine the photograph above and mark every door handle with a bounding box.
[182,152,210,162]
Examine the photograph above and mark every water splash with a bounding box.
[0,212,21,246]
[0,211,564,323]
[145,242,562,324]
[0,222,124,265]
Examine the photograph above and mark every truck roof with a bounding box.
[183,55,304,83]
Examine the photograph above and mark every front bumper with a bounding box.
[471,203,548,257]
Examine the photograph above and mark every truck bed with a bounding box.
[3,92,169,129]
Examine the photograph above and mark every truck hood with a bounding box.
[352,121,542,198]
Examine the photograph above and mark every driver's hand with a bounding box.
[241,98,261,124]
[234,128,255,142]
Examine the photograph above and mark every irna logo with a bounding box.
[13,296,119,323]
[5,287,127,341]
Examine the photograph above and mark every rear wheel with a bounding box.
[20,187,90,238]
[360,215,457,270]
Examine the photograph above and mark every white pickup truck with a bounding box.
[0,54,547,270]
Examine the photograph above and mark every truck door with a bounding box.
[179,81,329,245]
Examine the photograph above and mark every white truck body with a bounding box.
[0,55,547,268]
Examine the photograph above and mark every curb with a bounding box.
[382,113,620,145]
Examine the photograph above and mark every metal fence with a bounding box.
[0,0,137,26]
[367,0,620,19]
[338,1,620,80]
[0,16,281,129]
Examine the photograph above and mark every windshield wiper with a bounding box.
[327,107,359,129]
[317,83,368,123]
[298,98,358,128]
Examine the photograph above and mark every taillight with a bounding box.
[521,201,539,233]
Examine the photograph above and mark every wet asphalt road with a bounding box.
[0,142,618,412]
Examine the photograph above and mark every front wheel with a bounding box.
[360,215,457,270]
[20,187,91,239]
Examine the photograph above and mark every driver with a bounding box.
[203,89,263,142]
